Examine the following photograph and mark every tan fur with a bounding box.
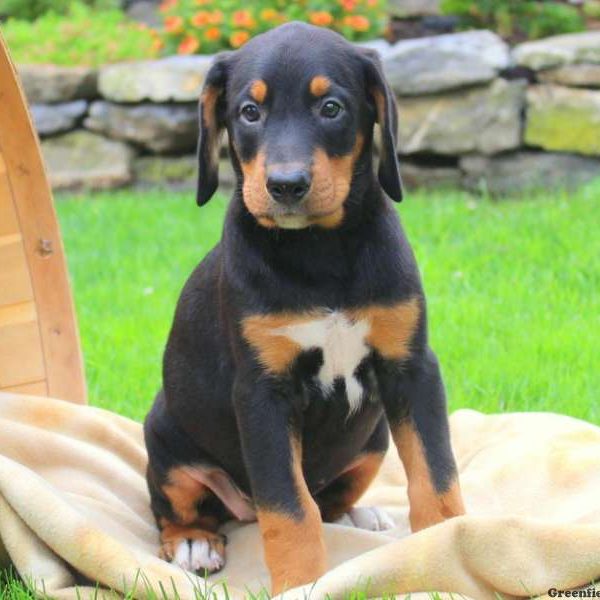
[241,312,322,373]
[200,86,219,133]
[309,75,331,97]
[200,85,221,169]
[307,133,363,224]
[308,206,345,229]
[250,79,268,104]
[162,467,208,525]
[392,421,465,532]
[257,437,326,594]
[240,149,271,217]
[349,297,421,360]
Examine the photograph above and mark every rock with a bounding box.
[525,85,600,156]
[397,79,526,156]
[30,101,88,137]
[383,30,511,96]
[400,161,462,189]
[126,0,161,27]
[133,155,236,190]
[41,131,135,190]
[98,56,213,103]
[84,101,198,154]
[538,64,600,88]
[18,65,97,104]
[388,0,440,17]
[461,152,600,195]
[355,38,394,58]
[513,31,600,71]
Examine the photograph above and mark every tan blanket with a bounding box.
[0,392,599,599]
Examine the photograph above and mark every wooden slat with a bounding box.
[2,380,47,396]
[0,320,45,388]
[0,165,20,238]
[0,239,34,306]
[0,301,37,328]
[0,33,86,403]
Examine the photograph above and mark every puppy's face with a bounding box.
[196,22,402,229]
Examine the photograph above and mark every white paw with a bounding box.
[173,539,225,573]
[336,506,395,531]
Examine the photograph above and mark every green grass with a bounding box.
[2,182,600,598]
[55,182,600,424]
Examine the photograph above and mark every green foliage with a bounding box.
[583,0,600,19]
[1,3,157,66]
[154,0,387,55]
[0,0,120,21]
[440,0,585,40]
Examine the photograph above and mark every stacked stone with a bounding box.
[18,28,600,196]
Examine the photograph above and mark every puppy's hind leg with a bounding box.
[147,463,228,574]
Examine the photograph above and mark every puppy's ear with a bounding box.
[360,49,403,202]
[197,52,233,206]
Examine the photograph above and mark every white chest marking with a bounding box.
[273,312,370,414]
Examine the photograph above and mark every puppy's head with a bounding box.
[196,22,402,230]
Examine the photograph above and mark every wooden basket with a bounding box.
[0,33,86,404]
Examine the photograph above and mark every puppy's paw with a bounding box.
[160,528,226,574]
[336,506,395,532]
[172,538,225,573]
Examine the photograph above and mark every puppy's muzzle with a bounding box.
[266,169,311,207]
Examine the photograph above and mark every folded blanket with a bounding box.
[0,392,599,599]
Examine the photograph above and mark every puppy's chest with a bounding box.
[242,299,420,411]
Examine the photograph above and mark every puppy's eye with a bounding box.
[321,100,342,119]
[241,103,260,122]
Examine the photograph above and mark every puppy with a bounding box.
[144,21,465,595]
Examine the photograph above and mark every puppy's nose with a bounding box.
[267,170,311,205]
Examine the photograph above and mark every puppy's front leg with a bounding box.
[234,376,327,595]
[378,348,465,532]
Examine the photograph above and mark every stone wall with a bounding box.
[20,29,600,197]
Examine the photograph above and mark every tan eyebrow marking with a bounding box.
[250,79,268,103]
[309,75,331,97]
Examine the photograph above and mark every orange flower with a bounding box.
[260,8,279,21]
[191,10,211,26]
[208,10,224,24]
[178,35,200,54]
[232,10,255,28]
[164,15,184,33]
[204,27,221,41]
[230,30,250,48]
[340,0,356,11]
[194,0,211,4]
[343,14,370,31]
[367,0,379,6]
[151,37,165,52]
[159,0,178,12]
[309,11,334,27]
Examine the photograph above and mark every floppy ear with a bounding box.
[196,52,233,206]
[360,49,403,202]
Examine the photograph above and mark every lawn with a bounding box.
[56,182,600,425]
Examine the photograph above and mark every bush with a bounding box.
[2,3,157,66]
[441,0,585,40]
[154,0,387,55]
[0,0,120,21]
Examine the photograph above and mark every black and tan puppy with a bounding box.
[144,22,465,594]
